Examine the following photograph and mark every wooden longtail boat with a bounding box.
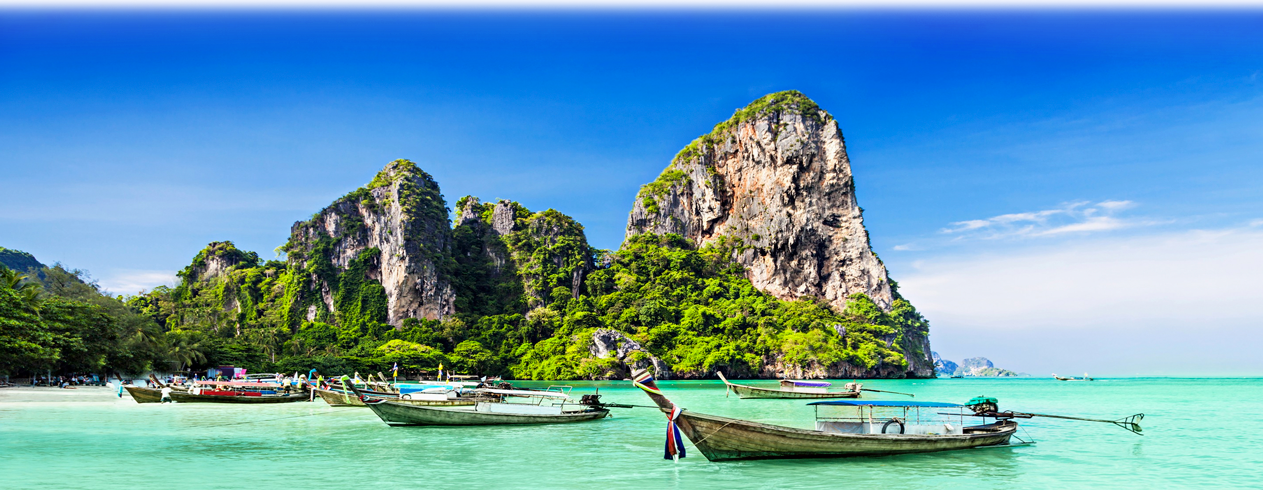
[634,369,1016,461]
[1053,373,1095,381]
[170,391,310,403]
[314,387,479,408]
[316,387,385,407]
[717,371,861,399]
[343,378,608,426]
[123,385,166,403]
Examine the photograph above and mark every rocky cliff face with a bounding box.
[588,328,672,379]
[286,160,455,327]
[180,241,259,283]
[625,91,894,313]
[933,354,1021,377]
[932,352,959,377]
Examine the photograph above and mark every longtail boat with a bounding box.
[314,387,481,407]
[716,371,914,399]
[1053,373,1095,381]
[343,377,608,426]
[123,385,166,403]
[169,380,310,404]
[123,375,184,403]
[634,369,1019,461]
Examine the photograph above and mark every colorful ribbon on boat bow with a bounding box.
[665,404,686,461]
[632,371,685,461]
[632,371,662,394]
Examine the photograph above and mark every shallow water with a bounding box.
[2,378,1259,489]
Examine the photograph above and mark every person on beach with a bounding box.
[160,386,173,403]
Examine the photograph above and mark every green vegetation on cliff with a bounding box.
[672,90,823,165]
[509,233,925,379]
[2,149,930,380]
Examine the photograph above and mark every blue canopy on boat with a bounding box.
[785,380,831,387]
[808,400,963,407]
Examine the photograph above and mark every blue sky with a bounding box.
[2,9,1261,374]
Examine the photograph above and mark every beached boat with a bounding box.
[634,369,1018,461]
[344,379,608,426]
[123,385,166,403]
[168,381,310,404]
[716,372,913,399]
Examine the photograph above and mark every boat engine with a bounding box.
[579,394,602,406]
[965,396,999,414]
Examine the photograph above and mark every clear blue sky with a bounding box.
[3,9,1261,374]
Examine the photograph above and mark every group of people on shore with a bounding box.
[29,375,102,388]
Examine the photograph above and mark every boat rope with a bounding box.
[1018,426,1036,444]
[691,420,738,446]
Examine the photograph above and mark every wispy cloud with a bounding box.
[940,200,1144,240]
[98,270,177,296]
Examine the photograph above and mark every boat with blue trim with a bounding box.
[635,369,1017,461]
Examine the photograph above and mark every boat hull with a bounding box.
[677,411,1016,461]
[124,386,166,403]
[169,391,311,403]
[728,384,860,399]
[364,400,608,426]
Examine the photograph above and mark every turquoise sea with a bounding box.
[2,377,1260,489]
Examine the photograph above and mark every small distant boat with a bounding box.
[344,378,609,426]
[1053,373,1095,381]
[634,369,1017,461]
[716,371,913,399]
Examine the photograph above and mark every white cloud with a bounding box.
[895,226,1263,375]
[1033,215,1127,236]
[1095,200,1135,211]
[98,270,177,296]
[939,200,1143,240]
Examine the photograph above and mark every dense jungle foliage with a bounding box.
[0,262,165,376]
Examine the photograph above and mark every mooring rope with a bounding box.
[691,420,738,446]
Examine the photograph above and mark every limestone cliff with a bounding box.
[626,91,893,312]
[285,160,455,327]
[179,241,259,283]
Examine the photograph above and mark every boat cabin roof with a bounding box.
[782,380,832,387]
[809,400,962,408]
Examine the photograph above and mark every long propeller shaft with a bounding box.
[1017,411,1145,435]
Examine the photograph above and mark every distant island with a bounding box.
[933,352,1024,377]
[1,91,938,381]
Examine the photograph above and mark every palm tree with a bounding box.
[0,264,44,311]
[167,333,207,372]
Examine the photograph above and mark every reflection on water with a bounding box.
[2,378,1261,489]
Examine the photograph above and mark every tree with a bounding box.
[166,331,208,372]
